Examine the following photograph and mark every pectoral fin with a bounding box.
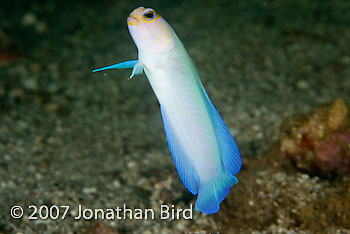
[92,60,139,72]
[129,61,144,79]
[93,60,144,79]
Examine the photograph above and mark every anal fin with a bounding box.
[160,105,200,195]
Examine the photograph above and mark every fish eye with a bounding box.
[143,10,155,20]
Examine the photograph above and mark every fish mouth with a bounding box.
[127,15,138,26]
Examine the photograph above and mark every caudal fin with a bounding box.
[195,173,238,214]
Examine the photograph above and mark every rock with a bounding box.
[22,12,37,27]
[327,98,348,130]
[35,22,48,34]
[280,98,350,174]
[22,77,38,91]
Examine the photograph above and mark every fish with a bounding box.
[93,7,241,214]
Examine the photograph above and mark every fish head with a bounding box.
[127,7,176,53]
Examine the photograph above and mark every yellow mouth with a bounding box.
[127,15,138,26]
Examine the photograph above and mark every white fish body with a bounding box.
[93,7,241,214]
[141,44,221,182]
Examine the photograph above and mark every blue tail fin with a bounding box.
[195,172,238,214]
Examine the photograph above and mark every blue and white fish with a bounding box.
[93,7,241,214]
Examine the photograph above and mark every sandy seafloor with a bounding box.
[0,0,350,233]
